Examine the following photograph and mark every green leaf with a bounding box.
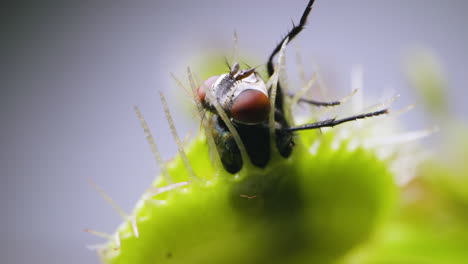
[98,129,396,264]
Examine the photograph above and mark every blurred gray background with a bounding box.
[1,0,467,263]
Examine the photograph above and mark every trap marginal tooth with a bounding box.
[391,104,416,117]
[290,73,318,111]
[88,178,129,221]
[364,94,400,113]
[268,37,289,152]
[114,232,121,248]
[84,228,114,240]
[340,88,359,104]
[364,127,438,148]
[86,243,108,251]
[88,178,141,238]
[294,42,307,85]
[159,92,198,181]
[133,105,172,183]
[144,181,191,199]
[231,30,239,65]
[199,68,250,171]
[351,65,364,113]
[130,216,139,238]
[170,72,193,99]
[308,140,321,155]
[187,67,222,175]
[314,89,358,121]
[310,61,332,102]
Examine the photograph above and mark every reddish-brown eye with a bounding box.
[197,75,219,104]
[230,89,270,124]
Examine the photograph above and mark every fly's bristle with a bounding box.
[133,105,172,183]
[159,92,197,181]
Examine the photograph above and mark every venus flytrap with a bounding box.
[92,56,404,264]
[85,1,429,263]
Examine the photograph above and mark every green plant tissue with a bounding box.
[97,125,396,264]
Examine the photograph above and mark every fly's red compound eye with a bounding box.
[230,89,270,124]
[197,75,219,105]
[198,69,269,124]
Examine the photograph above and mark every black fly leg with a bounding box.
[284,109,389,132]
[286,92,341,107]
[267,0,317,111]
[211,115,243,173]
[267,0,316,76]
[296,98,340,107]
[274,108,295,157]
[211,115,272,173]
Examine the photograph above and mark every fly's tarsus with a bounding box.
[284,109,389,132]
[267,0,316,76]
[297,98,341,107]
